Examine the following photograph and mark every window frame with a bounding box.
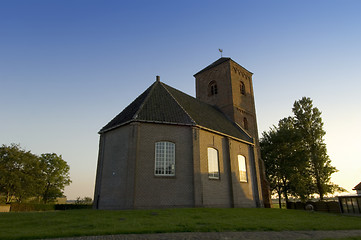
[240,81,246,95]
[207,147,220,179]
[243,117,249,130]
[208,81,218,96]
[154,141,176,177]
[238,155,247,182]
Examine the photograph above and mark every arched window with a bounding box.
[208,81,218,96]
[240,81,245,95]
[243,117,249,130]
[207,147,219,179]
[238,155,247,182]
[155,141,175,176]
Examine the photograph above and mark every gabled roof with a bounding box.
[100,80,253,143]
[353,182,361,190]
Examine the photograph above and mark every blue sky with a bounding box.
[1,0,360,199]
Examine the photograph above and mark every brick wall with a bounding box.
[228,138,258,208]
[133,123,194,208]
[95,122,262,209]
[95,124,136,209]
[196,129,259,208]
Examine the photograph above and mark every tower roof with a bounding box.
[100,80,253,143]
[194,57,253,76]
[194,57,231,76]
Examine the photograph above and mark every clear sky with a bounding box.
[1,0,360,200]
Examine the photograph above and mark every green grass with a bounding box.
[1,208,360,240]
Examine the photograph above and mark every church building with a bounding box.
[93,57,270,209]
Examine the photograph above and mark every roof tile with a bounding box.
[100,80,252,143]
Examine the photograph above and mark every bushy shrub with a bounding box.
[286,201,341,213]
[10,203,55,212]
[55,204,92,210]
[10,203,93,211]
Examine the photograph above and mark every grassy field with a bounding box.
[1,208,361,240]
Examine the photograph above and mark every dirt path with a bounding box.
[44,230,361,240]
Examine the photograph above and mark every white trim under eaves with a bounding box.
[98,119,195,134]
[195,125,254,145]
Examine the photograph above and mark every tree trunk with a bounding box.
[6,192,11,203]
[284,190,289,204]
[282,178,289,204]
[43,182,51,204]
[278,193,282,208]
[317,180,324,200]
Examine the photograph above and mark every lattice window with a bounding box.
[155,142,175,176]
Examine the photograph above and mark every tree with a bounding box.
[261,117,310,207]
[261,124,284,207]
[39,153,71,203]
[0,144,42,203]
[292,97,343,199]
[75,196,92,204]
[0,144,72,203]
[261,97,345,204]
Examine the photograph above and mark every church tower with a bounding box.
[194,57,258,139]
[194,57,271,208]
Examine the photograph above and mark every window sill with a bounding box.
[208,177,220,180]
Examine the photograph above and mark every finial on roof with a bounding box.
[218,48,223,57]
[156,75,160,82]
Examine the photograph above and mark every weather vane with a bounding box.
[219,48,223,57]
